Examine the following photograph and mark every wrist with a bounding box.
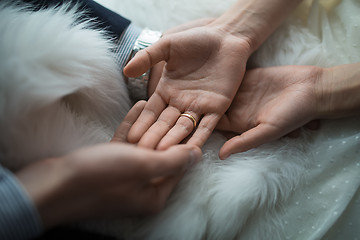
[209,11,259,54]
[315,64,360,119]
[16,157,75,229]
[202,22,253,61]
[209,0,302,54]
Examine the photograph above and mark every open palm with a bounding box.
[124,26,251,150]
[217,66,322,159]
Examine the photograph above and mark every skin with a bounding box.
[16,101,202,229]
[216,65,322,159]
[126,27,250,149]
[147,18,216,97]
[216,63,360,159]
[124,0,303,151]
[11,4,360,234]
[12,19,215,231]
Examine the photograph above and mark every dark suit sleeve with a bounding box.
[22,0,131,38]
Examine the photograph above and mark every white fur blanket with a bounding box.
[1,0,360,239]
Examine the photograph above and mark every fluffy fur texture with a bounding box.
[0,2,131,170]
[1,1,360,240]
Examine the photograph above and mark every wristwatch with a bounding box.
[126,28,162,102]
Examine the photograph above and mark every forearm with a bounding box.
[16,157,75,229]
[316,63,360,119]
[0,166,43,240]
[210,0,302,53]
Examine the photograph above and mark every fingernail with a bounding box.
[189,148,202,167]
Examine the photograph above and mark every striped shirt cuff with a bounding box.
[0,166,43,240]
[113,23,142,69]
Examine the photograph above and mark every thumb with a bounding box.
[148,145,202,178]
[123,38,170,78]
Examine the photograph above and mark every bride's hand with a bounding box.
[216,66,323,159]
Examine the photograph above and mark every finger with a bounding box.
[111,101,146,142]
[145,145,202,178]
[137,106,181,149]
[187,113,221,147]
[123,38,170,78]
[304,120,320,130]
[127,94,167,143]
[219,124,282,160]
[156,111,200,150]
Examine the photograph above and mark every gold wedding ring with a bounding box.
[180,113,197,128]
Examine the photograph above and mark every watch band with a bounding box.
[126,28,162,102]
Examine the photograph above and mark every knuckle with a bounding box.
[177,119,194,133]
[157,118,172,130]
[143,49,153,66]
[142,158,165,176]
[142,108,157,119]
[134,100,147,109]
[198,124,212,134]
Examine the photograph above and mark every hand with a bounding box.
[16,101,202,228]
[216,65,323,159]
[137,0,303,150]
[148,18,215,97]
[124,25,252,150]
[148,18,215,96]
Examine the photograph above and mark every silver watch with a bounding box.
[126,28,162,102]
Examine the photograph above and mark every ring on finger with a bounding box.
[179,113,197,128]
